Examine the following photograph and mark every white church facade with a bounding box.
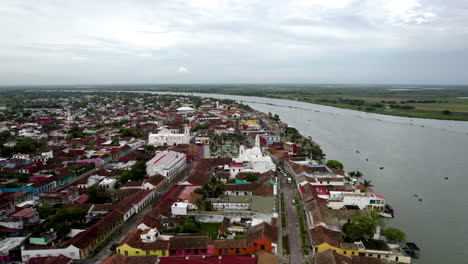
[226,135,276,177]
[148,126,193,146]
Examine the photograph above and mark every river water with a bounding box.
[139,91,468,263]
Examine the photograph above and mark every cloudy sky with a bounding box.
[1,0,467,85]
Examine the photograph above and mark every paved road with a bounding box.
[281,175,306,264]
[88,164,192,263]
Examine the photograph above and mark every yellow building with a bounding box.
[117,229,169,257]
[240,120,259,126]
[311,226,365,258]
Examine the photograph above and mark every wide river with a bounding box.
[149,91,468,263]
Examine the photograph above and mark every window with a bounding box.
[352,252,355,255]
[125,251,128,256]
[224,249,229,254]
[343,251,347,254]
[146,251,150,256]
[136,251,139,255]
[261,244,265,251]
[162,251,166,256]
[194,249,198,254]
[236,249,240,254]
[219,249,222,255]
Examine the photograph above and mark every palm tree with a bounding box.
[206,176,224,198]
[195,198,206,212]
[359,180,374,192]
[349,170,364,178]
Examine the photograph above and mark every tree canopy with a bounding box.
[194,176,224,198]
[178,216,201,233]
[382,227,406,242]
[326,160,344,170]
[37,203,55,219]
[343,215,377,242]
[118,161,147,183]
[86,186,110,204]
[244,173,258,182]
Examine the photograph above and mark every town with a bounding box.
[0,91,418,264]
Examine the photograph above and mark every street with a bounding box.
[281,174,306,264]
[87,163,192,263]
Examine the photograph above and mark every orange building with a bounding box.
[213,222,277,256]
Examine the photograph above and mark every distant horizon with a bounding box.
[1,82,468,88]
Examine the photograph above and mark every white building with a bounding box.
[171,202,188,215]
[98,178,117,189]
[226,135,276,177]
[176,106,196,114]
[328,190,386,211]
[148,126,193,146]
[146,151,187,179]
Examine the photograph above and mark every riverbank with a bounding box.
[112,85,468,121]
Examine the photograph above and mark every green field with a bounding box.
[199,223,221,240]
[119,84,468,121]
[3,85,468,121]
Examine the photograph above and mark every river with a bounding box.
[153,92,468,264]
[123,90,468,263]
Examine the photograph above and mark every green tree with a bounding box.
[359,180,374,192]
[326,160,344,170]
[118,161,147,183]
[120,128,136,137]
[143,145,155,151]
[86,186,109,204]
[343,215,377,242]
[382,227,406,242]
[244,173,258,182]
[349,171,363,178]
[55,222,71,238]
[66,126,86,140]
[13,138,42,153]
[0,131,12,141]
[178,216,201,233]
[205,176,224,198]
[195,198,212,212]
[37,203,55,219]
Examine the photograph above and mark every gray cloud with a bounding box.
[0,0,467,85]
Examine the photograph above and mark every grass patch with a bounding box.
[282,235,289,255]
[199,223,221,240]
[234,233,245,239]
[295,196,309,256]
[280,192,286,228]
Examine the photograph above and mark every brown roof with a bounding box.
[100,254,159,264]
[213,239,247,249]
[186,158,232,185]
[306,199,340,227]
[146,175,166,186]
[314,249,352,264]
[310,226,344,248]
[330,210,371,221]
[119,229,169,250]
[219,217,230,234]
[245,222,278,244]
[352,256,392,264]
[122,181,143,188]
[257,252,278,264]
[168,234,209,250]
